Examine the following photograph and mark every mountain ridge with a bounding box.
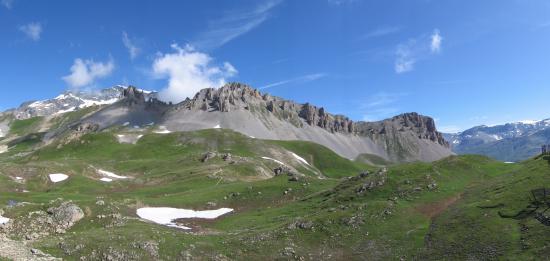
[1,83,452,163]
[444,119,550,162]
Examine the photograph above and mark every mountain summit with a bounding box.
[12,85,157,120]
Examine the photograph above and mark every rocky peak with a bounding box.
[174,83,447,147]
[119,86,166,108]
[180,83,262,112]
[355,112,449,148]
[393,112,447,146]
[121,86,146,106]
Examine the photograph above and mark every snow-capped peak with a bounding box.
[13,85,156,119]
[517,119,540,125]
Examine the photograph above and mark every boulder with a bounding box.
[47,202,85,229]
[201,152,217,163]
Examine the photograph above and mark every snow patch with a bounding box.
[15,177,23,180]
[154,126,171,134]
[49,174,69,183]
[78,97,119,108]
[97,169,129,179]
[55,107,77,115]
[136,207,233,230]
[213,124,221,129]
[116,134,143,144]
[0,215,9,224]
[504,162,516,164]
[291,152,310,166]
[261,157,285,166]
[0,145,8,154]
[100,178,113,182]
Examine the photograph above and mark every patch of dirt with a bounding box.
[0,235,60,261]
[416,194,462,219]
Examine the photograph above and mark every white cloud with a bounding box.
[122,31,140,60]
[430,29,442,53]
[153,44,238,103]
[260,73,326,90]
[394,29,443,74]
[62,58,115,88]
[1,0,13,9]
[19,22,42,41]
[193,0,282,49]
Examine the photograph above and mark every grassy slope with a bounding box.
[268,140,374,178]
[8,117,44,136]
[422,155,550,260]
[0,127,548,260]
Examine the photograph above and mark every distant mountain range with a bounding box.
[444,119,550,162]
[0,83,452,163]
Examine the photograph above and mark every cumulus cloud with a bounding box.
[1,0,13,9]
[193,0,282,49]
[394,29,443,74]
[122,31,140,60]
[19,22,42,41]
[153,44,238,103]
[430,29,442,53]
[62,58,115,88]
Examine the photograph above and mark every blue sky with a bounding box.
[1,0,550,132]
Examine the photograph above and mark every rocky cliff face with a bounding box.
[173,82,449,150]
[356,113,449,147]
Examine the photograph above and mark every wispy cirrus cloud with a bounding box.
[534,21,550,30]
[1,0,13,9]
[360,92,408,121]
[259,73,326,90]
[192,0,282,50]
[395,28,443,74]
[122,31,141,60]
[363,26,400,39]
[438,125,461,133]
[395,41,416,73]
[328,0,358,5]
[19,22,42,41]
